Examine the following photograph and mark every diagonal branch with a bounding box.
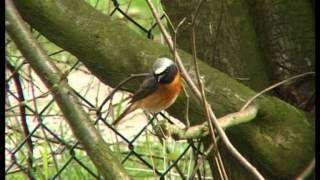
[189,1,228,179]
[146,0,264,179]
[12,0,314,178]
[5,0,130,179]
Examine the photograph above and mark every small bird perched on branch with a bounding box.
[112,57,181,125]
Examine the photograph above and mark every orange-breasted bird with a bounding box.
[112,57,181,125]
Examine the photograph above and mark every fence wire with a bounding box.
[5,0,212,179]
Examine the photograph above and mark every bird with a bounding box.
[112,57,181,125]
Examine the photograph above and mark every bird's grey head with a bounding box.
[152,57,175,75]
[152,57,178,83]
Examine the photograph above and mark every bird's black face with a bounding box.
[154,65,178,84]
[152,57,178,84]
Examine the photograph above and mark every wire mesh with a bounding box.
[5,0,213,179]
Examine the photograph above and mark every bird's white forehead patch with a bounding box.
[154,65,168,74]
[153,57,174,75]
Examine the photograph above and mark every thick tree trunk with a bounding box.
[12,0,314,179]
[161,0,315,179]
[246,0,315,111]
[161,0,272,92]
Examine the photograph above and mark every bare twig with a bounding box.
[6,60,34,172]
[163,12,186,63]
[5,59,27,82]
[182,84,191,127]
[6,124,84,150]
[6,0,130,178]
[6,148,36,179]
[146,1,264,179]
[190,1,228,179]
[295,158,315,180]
[125,0,133,15]
[164,10,206,179]
[29,65,63,180]
[98,73,149,113]
[241,72,315,111]
[5,91,50,112]
[189,143,214,179]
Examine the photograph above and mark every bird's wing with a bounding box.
[130,75,159,103]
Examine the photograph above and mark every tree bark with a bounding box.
[12,0,314,179]
[6,0,130,179]
[246,0,315,111]
[161,0,272,92]
[161,0,315,179]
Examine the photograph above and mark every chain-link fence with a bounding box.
[5,0,213,179]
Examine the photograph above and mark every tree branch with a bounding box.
[5,0,130,179]
[146,1,264,179]
[12,0,314,178]
[156,106,258,140]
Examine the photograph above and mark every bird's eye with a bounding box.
[153,73,160,82]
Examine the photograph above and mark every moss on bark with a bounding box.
[13,0,314,178]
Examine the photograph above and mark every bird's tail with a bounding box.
[112,103,137,125]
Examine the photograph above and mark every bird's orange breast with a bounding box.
[136,72,181,112]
